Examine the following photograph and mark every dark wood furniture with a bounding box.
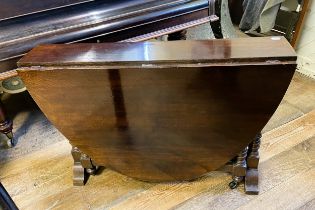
[0,0,213,78]
[0,0,217,146]
[17,37,296,194]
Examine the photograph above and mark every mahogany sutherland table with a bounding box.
[17,37,296,194]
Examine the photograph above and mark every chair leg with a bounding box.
[245,133,261,195]
[0,100,14,147]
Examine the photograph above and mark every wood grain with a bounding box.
[18,37,296,67]
[0,0,210,79]
[4,108,315,210]
[262,100,304,132]
[299,199,315,210]
[239,168,315,210]
[261,109,315,162]
[2,73,315,210]
[17,38,296,182]
[173,124,315,210]
[284,73,315,113]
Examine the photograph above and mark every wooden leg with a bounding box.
[0,100,15,147]
[71,147,85,186]
[80,153,99,176]
[245,169,259,195]
[245,133,261,195]
[71,147,99,186]
[229,146,248,189]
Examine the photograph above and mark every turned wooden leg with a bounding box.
[229,146,248,189]
[80,153,99,176]
[245,133,261,195]
[71,147,99,186]
[0,100,15,147]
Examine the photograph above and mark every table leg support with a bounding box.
[229,146,248,189]
[71,147,99,186]
[0,100,14,147]
[245,133,261,195]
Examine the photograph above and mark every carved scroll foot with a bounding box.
[71,147,99,186]
[0,101,15,148]
[245,133,261,195]
[229,146,248,190]
[71,147,85,186]
[73,163,85,186]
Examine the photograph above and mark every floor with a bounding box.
[1,22,315,209]
[0,71,314,210]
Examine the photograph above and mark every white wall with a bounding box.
[296,1,315,79]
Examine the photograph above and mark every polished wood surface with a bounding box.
[2,73,315,209]
[19,37,296,66]
[17,38,296,181]
[0,0,209,77]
